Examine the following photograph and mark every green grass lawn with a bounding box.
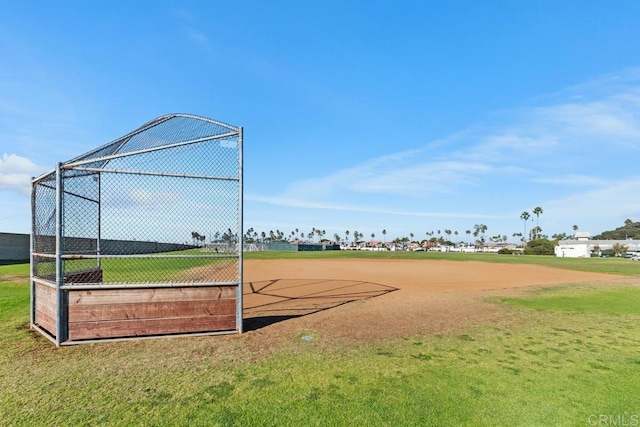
[31,250,235,284]
[498,285,640,315]
[2,253,640,425]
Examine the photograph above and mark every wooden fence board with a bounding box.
[34,283,57,335]
[68,315,236,340]
[69,286,236,305]
[69,299,236,322]
[35,309,56,335]
[35,298,56,319]
[35,282,56,299]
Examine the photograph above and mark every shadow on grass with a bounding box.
[243,278,398,331]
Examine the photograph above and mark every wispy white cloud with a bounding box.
[278,144,497,200]
[531,99,640,145]
[0,153,47,195]
[173,8,214,52]
[186,29,208,45]
[531,174,605,186]
[347,161,494,195]
[102,188,183,210]
[545,178,640,223]
[245,193,510,219]
[172,8,197,23]
[129,189,182,206]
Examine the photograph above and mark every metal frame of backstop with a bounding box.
[30,114,243,346]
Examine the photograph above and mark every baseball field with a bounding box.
[2,252,640,425]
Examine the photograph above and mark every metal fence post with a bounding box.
[55,163,63,346]
[237,126,244,333]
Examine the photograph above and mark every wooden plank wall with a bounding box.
[67,286,237,341]
[34,283,57,336]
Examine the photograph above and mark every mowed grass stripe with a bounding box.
[498,285,640,315]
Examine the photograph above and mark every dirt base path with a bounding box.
[242,259,628,342]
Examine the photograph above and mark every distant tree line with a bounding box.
[196,214,638,256]
[593,219,640,240]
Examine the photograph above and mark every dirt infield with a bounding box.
[242,259,627,342]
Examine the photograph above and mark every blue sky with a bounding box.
[2,1,640,242]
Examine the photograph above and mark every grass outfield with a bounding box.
[1,254,640,425]
[29,251,235,284]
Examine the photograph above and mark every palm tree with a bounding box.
[572,224,578,237]
[465,229,471,244]
[530,226,542,240]
[382,229,387,244]
[334,233,340,243]
[520,211,531,243]
[473,224,488,247]
[533,206,543,228]
[345,230,350,243]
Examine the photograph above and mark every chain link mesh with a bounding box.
[32,114,241,286]
[33,172,57,278]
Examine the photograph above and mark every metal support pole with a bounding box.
[29,179,36,328]
[97,173,101,271]
[237,127,244,334]
[54,163,67,346]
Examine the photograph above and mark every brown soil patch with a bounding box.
[242,259,628,344]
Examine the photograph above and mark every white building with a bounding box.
[555,232,640,258]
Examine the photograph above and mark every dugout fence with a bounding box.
[30,114,243,345]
